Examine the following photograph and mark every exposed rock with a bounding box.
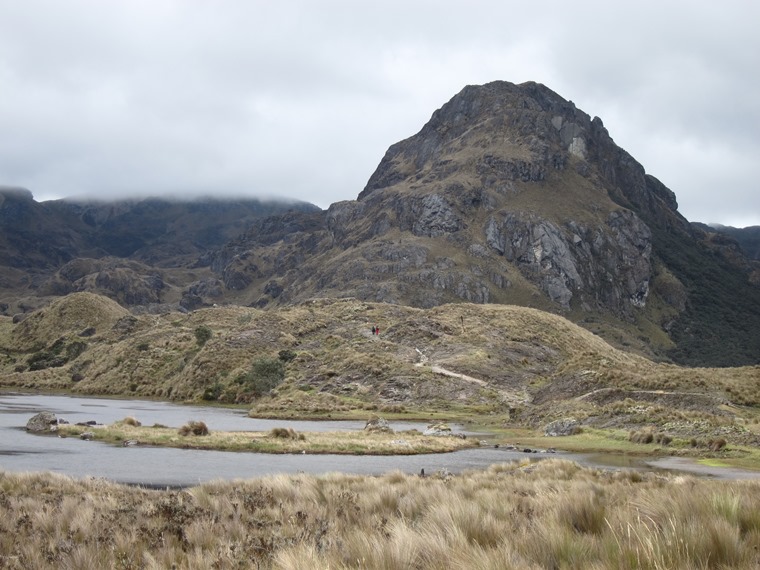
[364,416,393,433]
[544,417,581,437]
[26,411,59,432]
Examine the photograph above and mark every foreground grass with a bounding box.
[1,459,760,569]
[56,423,475,455]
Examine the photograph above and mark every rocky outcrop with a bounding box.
[483,209,651,312]
[423,423,453,436]
[26,411,59,432]
[544,418,581,437]
[364,416,393,433]
[43,258,166,306]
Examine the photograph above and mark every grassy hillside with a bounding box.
[2,293,759,451]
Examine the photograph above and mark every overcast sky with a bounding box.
[1,1,758,227]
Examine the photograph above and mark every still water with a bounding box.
[0,392,575,486]
[3,392,748,487]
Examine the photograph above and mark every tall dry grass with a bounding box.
[1,460,760,569]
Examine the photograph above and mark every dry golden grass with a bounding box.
[57,422,475,455]
[10,292,129,350]
[1,459,760,569]
[1,294,758,449]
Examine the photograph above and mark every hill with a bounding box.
[2,294,758,446]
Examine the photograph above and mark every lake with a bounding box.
[2,392,754,486]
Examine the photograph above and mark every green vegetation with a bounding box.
[27,337,87,371]
[2,460,760,568]
[647,221,760,367]
[236,356,285,396]
[194,324,212,347]
[2,294,760,458]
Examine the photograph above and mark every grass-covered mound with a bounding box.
[10,291,129,350]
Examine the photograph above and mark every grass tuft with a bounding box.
[178,420,209,436]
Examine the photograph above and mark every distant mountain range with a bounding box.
[2,81,759,367]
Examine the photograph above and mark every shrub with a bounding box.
[241,357,285,396]
[27,351,66,371]
[122,416,141,427]
[194,325,212,347]
[278,349,297,363]
[269,427,304,440]
[709,438,727,451]
[202,382,224,401]
[179,421,209,436]
[136,342,150,352]
[65,341,87,360]
[629,429,658,444]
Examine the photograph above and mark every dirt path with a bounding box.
[430,365,487,387]
[418,354,527,405]
[575,387,712,401]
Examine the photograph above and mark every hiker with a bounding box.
[371,325,376,335]
[375,325,379,335]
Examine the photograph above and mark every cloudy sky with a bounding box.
[1,1,758,227]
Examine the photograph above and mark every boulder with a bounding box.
[364,416,393,433]
[26,411,58,432]
[544,418,581,437]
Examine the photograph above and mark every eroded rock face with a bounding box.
[43,258,166,306]
[485,210,651,312]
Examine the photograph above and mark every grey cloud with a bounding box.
[0,0,757,224]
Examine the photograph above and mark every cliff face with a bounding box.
[209,82,667,314]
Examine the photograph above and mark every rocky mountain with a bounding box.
[705,224,760,261]
[0,189,319,312]
[2,81,759,367]
[201,81,760,366]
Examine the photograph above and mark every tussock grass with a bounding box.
[269,427,304,440]
[178,420,209,436]
[2,460,760,569]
